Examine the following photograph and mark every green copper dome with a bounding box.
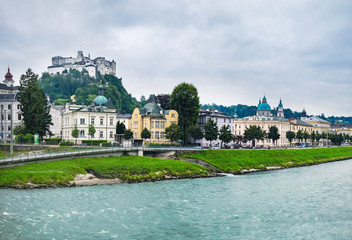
[257,102,271,111]
[93,95,108,106]
[278,99,283,108]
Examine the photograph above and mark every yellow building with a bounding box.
[130,95,178,143]
[301,116,330,133]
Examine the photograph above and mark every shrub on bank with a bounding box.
[59,141,74,146]
[15,134,34,144]
[44,138,61,145]
[82,140,107,146]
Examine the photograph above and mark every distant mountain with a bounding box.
[39,69,139,113]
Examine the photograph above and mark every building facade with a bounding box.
[61,84,116,143]
[130,95,178,143]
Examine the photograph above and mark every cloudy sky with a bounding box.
[1,0,351,116]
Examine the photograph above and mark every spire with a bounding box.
[262,95,267,103]
[278,98,283,108]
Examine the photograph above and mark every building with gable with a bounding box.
[130,95,178,143]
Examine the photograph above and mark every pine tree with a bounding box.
[18,69,53,137]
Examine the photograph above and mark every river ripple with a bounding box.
[1,159,352,239]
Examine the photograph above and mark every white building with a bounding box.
[195,109,235,147]
[47,51,116,78]
[61,84,116,143]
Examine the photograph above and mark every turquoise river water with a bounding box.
[1,159,352,239]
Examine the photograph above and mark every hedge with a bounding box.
[59,141,74,146]
[44,138,61,145]
[82,140,108,146]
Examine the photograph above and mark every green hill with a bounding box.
[39,69,138,113]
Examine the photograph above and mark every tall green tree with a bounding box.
[88,124,96,145]
[204,118,218,146]
[296,130,304,143]
[219,125,233,148]
[286,131,295,146]
[116,121,126,134]
[18,68,53,137]
[165,123,181,144]
[170,83,200,144]
[310,132,316,146]
[244,125,264,147]
[268,126,280,147]
[188,124,203,144]
[303,131,310,144]
[71,124,79,145]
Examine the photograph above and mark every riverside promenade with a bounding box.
[0,146,200,168]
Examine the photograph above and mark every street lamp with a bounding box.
[10,84,13,155]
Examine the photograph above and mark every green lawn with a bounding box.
[180,147,352,173]
[0,156,210,188]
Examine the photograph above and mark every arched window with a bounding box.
[80,130,85,137]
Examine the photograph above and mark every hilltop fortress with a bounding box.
[47,51,116,78]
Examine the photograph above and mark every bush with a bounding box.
[59,141,74,146]
[82,140,107,146]
[44,138,61,145]
[16,134,34,144]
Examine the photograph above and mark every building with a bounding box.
[196,109,235,147]
[234,96,291,147]
[49,103,64,138]
[47,51,116,78]
[61,84,116,143]
[130,95,178,144]
[116,113,131,129]
[301,114,330,134]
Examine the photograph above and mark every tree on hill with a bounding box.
[170,83,200,144]
[165,123,181,144]
[18,68,53,138]
[286,131,295,146]
[268,126,280,147]
[188,124,203,144]
[204,118,218,147]
[219,125,233,148]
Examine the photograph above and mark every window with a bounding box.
[144,121,147,128]
[110,118,113,126]
[8,114,11,121]
[160,132,164,139]
[17,104,20,110]
[134,121,138,129]
[100,131,103,138]
[1,114,3,121]
[100,118,104,125]
[155,121,160,128]
[8,126,11,131]
[110,131,113,138]
[160,121,165,128]
[151,131,154,138]
[74,118,77,125]
[134,114,137,118]
[8,104,11,110]
[171,113,175,117]
[91,118,95,125]
[134,132,138,139]
[18,114,21,120]
[79,130,85,137]
[80,118,85,125]
[0,105,3,109]
[155,131,159,139]
[151,121,154,128]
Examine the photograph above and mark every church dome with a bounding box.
[93,95,108,106]
[257,102,271,111]
[5,67,13,80]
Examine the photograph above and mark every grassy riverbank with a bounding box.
[0,156,211,188]
[180,147,352,173]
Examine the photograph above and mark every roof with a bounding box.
[0,93,18,100]
[116,113,131,118]
[257,102,271,111]
[301,116,330,124]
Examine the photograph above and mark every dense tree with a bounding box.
[170,83,200,144]
[296,130,304,143]
[286,131,295,146]
[141,127,151,140]
[18,69,53,137]
[244,125,264,147]
[204,118,218,146]
[268,126,280,147]
[219,125,233,148]
[303,131,310,144]
[13,125,26,136]
[157,94,171,110]
[165,123,181,143]
[124,129,133,140]
[310,132,317,146]
[116,121,126,134]
[188,124,203,144]
[71,124,79,144]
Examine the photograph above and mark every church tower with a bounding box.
[3,66,15,87]
[277,98,284,118]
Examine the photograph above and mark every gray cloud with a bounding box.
[1,0,351,116]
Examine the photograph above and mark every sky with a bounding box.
[1,0,352,116]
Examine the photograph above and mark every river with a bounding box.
[1,159,352,239]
